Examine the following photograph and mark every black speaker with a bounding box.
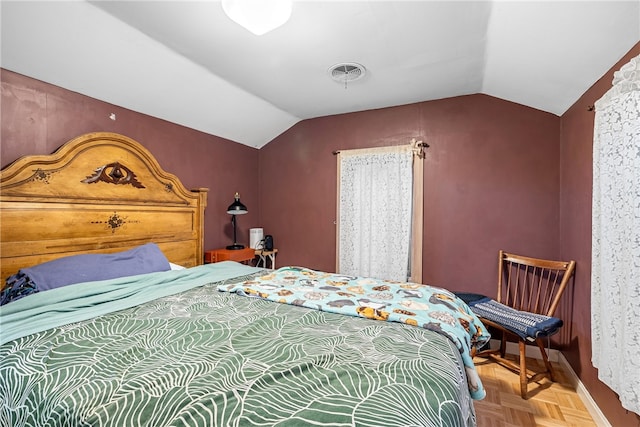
[264,235,274,251]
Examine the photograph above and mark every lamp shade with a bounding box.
[227,192,248,214]
[222,0,292,36]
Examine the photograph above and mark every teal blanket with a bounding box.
[218,266,490,399]
[0,261,259,345]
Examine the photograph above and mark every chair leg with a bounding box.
[500,333,507,357]
[474,324,558,399]
[536,338,556,382]
[519,340,528,398]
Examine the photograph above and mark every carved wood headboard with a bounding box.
[0,132,208,284]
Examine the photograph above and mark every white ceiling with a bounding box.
[2,1,638,149]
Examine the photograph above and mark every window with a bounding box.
[336,141,423,282]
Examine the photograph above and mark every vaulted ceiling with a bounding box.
[2,1,638,148]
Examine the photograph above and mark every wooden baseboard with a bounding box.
[492,339,611,427]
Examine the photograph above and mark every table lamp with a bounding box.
[226,192,248,250]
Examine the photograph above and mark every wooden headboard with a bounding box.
[0,132,208,284]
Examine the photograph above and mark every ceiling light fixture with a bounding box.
[222,0,292,36]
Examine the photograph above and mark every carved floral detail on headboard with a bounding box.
[29,168,58,184]
[90,212,140,233]
[82,162,145,188]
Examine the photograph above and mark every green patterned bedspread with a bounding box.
[0,263,478,426]
[218,266,490,400]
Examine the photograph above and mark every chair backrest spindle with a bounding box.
[496,250,576,317]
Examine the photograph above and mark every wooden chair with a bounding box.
[473,250,576,398]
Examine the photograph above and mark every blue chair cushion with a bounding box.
[466,296,563,342]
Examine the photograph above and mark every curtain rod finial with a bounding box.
[410,138,428,159]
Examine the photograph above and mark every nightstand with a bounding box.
[255,249,278,269]
[205,247,255,264]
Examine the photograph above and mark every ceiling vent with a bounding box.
[328,62,366,87]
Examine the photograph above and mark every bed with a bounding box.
[0,132,489,427]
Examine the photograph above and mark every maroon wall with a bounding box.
[1,69,260,253]
[259,94,561,301]
[560,42,640,426]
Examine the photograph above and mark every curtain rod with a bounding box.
[332,141,429,155]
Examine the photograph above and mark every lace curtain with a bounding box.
[591,53,640,415]
[337,145,413,282]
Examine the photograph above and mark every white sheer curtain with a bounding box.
[337,145,414,282]
[591,53,640,415]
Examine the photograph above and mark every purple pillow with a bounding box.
[20,243,171,291]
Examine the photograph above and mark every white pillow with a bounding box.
[169,262,186,270]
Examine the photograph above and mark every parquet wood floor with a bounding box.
[473,355,598,427]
